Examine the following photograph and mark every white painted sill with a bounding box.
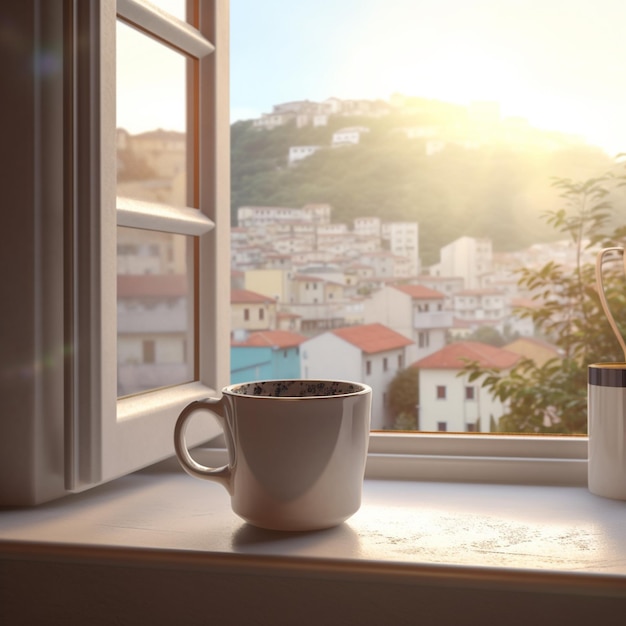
[1,448,625,622]
[200,432,588,486]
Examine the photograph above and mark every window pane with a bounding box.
[117,227,194,397]
[116,20,189,208]
[230,1,626,435]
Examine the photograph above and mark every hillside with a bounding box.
[231,111,612,265]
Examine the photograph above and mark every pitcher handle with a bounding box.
[595,247,626,361]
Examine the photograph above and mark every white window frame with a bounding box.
[0,0,589,508]
[0,0,229,505]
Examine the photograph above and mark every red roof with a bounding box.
[456,288,504,296]
[332,323,413,354]
[232,330,307,349]
[231,289,275,304]
[411,341,521,370]
[117,274,187,298]
[393,284,445,299]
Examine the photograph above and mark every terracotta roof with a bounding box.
[231,289,275,304]
[232,330,307,349]
[292,274,324,282]
[504,337,561,366]
[117,274,187,298]
[277,312,301,319]
[510,297,540,309]
[411,341,521,370]
[456,289,504,296]
[332,323,413,354]
[393,284,445,299]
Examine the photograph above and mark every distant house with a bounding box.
[504,337,561,367]
[288,145,322,165]
[363,284,451,363]
[411,341,521,433]
[332,126,369,147]
[301,323,414,428]
[231,289,277,333]
[230,330,307,384]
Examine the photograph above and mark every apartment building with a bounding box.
[387,221,420,277]
[430,236,493,289]
[301,323,414,428]
[363,284,451,363]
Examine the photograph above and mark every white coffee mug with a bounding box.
[588,363,626,500]
[174,379,371,531]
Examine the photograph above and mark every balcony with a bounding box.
[413,310,454,330]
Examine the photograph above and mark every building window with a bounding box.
[398,354,403,369]
[142,339,156,364]
[437,422,448,432]
[383,357,388,372]
[259,308,265,321]
[366,360,372,375]
[436,385,447,400]
[465,386,475,401]
[466,423,477,432]
[244,308,250,321]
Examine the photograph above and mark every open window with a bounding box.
[0,0,229,505]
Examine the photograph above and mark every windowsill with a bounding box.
[1,456,626,621]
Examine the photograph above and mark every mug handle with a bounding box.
[173,398,232,493]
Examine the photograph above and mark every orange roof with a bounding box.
[332,323,413,354]
[232,330,307,349]
[117,274,187,298]
[393,284,445,299]
[457,288,504,296]
[504,337,561,366]
[231,289,275,304]
[411,341,521,370]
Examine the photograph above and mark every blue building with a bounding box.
[230,330,306,384]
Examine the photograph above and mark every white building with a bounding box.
[288,145,322,165]
[363,284,451,363]
[332,126,369,147]
[354,216,381,237]
[252,112,294,130]
[415,274,465,310]
[301,323,414,428]
[453,289,506,324]
[387,222,419,277]
[411,341,520,433]
[430,236,493,290]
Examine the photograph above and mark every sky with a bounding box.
[118,0,626,156]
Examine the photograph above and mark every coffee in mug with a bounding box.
[174,379,371,531]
